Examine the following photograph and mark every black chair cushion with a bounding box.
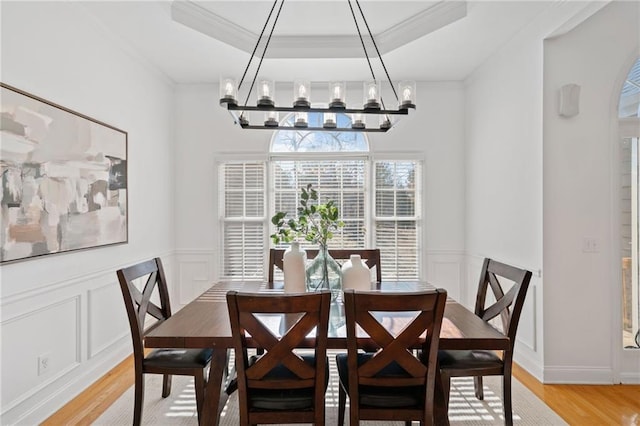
[145,348,213,369]
[438,349,503,370]
[336,353,424,408]
[248,354,329,411]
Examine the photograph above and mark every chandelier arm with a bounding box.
[355,0,400,104]
[347,0,377,84]
[243,0,286,109]
[237,0,279,97]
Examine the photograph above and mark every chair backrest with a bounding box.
[474,258,532,356]
[226,290,331,421]
[343,289,447,413]
[268,248,382,283]
[116,258,172,364]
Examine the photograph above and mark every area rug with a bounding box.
[96,356,567,425]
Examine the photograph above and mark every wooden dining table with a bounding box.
[145,281,509,425]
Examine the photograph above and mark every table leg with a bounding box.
[201,349,230,426]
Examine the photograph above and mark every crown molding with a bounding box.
[171,1,257,52]
[171,1,467,58]
[376,1,467,53]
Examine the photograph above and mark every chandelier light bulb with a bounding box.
[402,87,411,101]
[219,77,237,105]
[364,81,381,110]
[323,112,337,128]
[398,80,416,109]
[293,80,311,107]
[351,113,365,129]
[294,111,308,128]
[368,85,377,101]
[257,79,275,107]
[329,81,346,108]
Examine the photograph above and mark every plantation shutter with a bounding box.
[374,160,421,280]
[272,159,367,249]
[220,161,267,280]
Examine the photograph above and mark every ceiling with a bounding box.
[80,1,556,84]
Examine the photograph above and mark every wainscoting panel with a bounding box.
[87,281,129,359]
[1,296,81,412]
[0,252,175,425]
[425,250,465,302]
[175,250,215,306]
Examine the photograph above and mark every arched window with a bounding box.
[218,112,422,282]
[619,58,640,118]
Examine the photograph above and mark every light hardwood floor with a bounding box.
[43,356,640,425]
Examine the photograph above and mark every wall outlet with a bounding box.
[582,237,600,253]
[38,352,51,376]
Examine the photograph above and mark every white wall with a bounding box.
[0,2,175,423]
[464,2,611,380]
[543,1,640,383]
[173,81,467,303]
[466,0,640,383]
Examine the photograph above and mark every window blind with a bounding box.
[219,162,266,280]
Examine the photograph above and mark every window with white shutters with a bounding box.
[219,162,266,280]
[218,113,421,282]
[374,161,421,280]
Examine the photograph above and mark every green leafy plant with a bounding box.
[270,184,344,247]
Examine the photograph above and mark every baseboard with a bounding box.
[513,349,544,381]
[620,372,640,384]
[542,365,614,384]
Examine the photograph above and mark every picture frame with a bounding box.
[1,83,128,263]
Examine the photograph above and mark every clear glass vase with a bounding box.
[306,244,342,300]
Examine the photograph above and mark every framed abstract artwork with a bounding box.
[1,83,128,263]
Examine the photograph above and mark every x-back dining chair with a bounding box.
[438,258,532,425]
[116,258,214,426]
[226,290,331,426]
[268,248,382,283]
[337,288,448,426]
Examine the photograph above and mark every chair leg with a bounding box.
[338,386,346,426]
[161,374,172,398]
[194,369,206,421]
[503,374,513,426]
[441,373,451,412]
[133,372,144,426]
[474,376,484,400]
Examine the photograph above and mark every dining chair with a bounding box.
[438,258,532,425]
[268,248,382,283]
[116,258,214,426]
[226,290,331,425]
[337,288,448,426]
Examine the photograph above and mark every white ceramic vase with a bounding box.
[341,254,371,291]
[283,242,307,293]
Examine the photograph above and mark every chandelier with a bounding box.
[219,0,416,133]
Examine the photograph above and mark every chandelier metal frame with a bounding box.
[219,0,416,132]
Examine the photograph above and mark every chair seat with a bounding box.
[438,349,503,370]
[336,353,424,408]
[248,354,329,411]
[145,348,213,369]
